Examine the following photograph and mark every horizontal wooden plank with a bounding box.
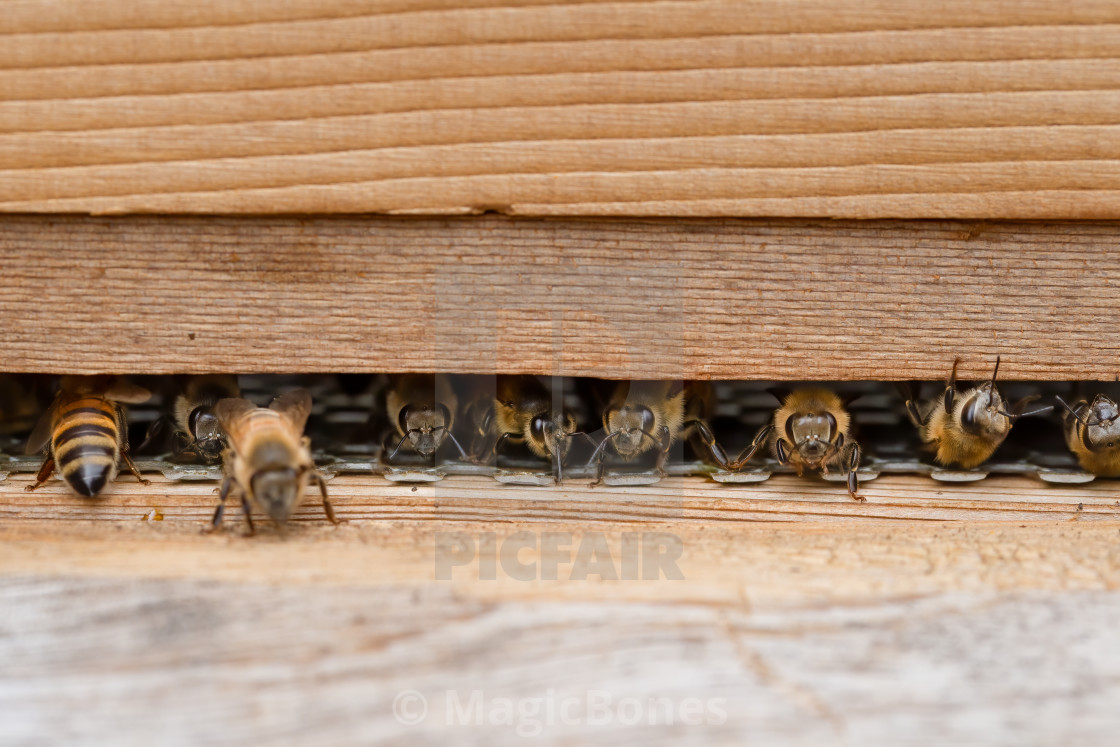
[1,473,1114,526]
[4,1,1120,216]
[2,215,1120,379]
[2,474,1120,742]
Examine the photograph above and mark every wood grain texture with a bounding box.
[2,215,1120,380]
[1,472,1117,526]
[2,473,1120,743]
[4,0,1120,217]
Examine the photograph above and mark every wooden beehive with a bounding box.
[3,2,1120,742]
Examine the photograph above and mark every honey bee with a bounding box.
[903,357,1051,469]
[383,374,468,462]
[587,380,771,484]
[24,375,151,498]
[770,387,863,501]
[211,389,337,534]
[1055,393,1120,476]
[172,375,240,463]
[471,375,582,481]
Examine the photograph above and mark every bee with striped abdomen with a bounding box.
[24,376,151,497]
[211,389,337,534]
[1056,393,1120,476]
[383,374,468,462]
[770,387,863,501]
[903,357,1051,469]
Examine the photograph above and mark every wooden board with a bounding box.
[3,472,1120,743]
[5,0,1120,217]
[2,473,1116,526]
[2,215,1119,380]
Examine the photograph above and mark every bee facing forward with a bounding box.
[25,376,151,498]
[771,388,863,501]
[212,389,337,534]
[587,380,770,484]
[1056,393,1120,476]
[903,357,1050,469]
[384,374,468,462]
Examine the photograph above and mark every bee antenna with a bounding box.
[444,431,470,461]
[998,405,1054,421]
[387,433,409,460]
[585,430,624,465]
[1054,396,1101,427]
[989,355,1001,390]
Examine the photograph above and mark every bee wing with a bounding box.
[104,380,152,404]
[24,407,53,455]
[214,397,259,446]
[270,388,313,434]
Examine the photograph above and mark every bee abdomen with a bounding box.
[53,400,121,498]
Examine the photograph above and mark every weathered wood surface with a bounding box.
[2,215,1118,380]
[1,473,1116,525]
[2,474,1120,743]
[4,0,1120,217]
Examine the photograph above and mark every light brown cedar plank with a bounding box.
[6,27,1120,102]
[6,160,1120,208]
[5,0,1120,42]
[0,215,1118,378]
[8,60,1120,137]
[7,91,1120,173]
[3,2,1120,216]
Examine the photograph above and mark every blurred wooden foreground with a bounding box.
[1,473,1119,743]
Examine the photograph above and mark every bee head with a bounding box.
[607,405,657,459]
[1083,395,1120,451]
[400,404,451,457]
[528,410,577,461]
[189,406,228,462]
[250,467,301,524]
[787,411,836,466]
[959,386,1010,438]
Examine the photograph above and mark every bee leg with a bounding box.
[120,451,151,486]
[654,425,672,478]
[775,438,792,465]
[208,476,235,532]
[241,494,256,537]
[588,438,610,487]
[684,419,731,470]
[489,432,511,465]
[311,472,339,525]
[844,442,865,503]
[728,424,774,471]
[24,456,56,492]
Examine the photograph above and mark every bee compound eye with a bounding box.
[637,406,656,435]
